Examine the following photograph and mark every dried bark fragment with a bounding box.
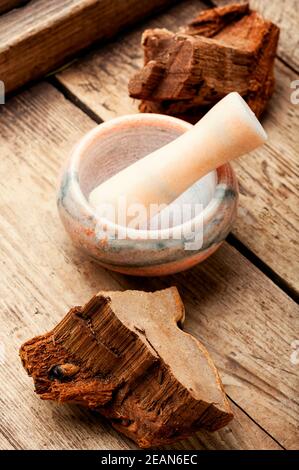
[20,287,233,448]
[128,3,279,121]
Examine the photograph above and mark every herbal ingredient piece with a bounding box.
[20,287,233,448]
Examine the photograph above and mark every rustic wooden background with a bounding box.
[0,0,298,450]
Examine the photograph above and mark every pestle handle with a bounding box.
[89,93,267,218]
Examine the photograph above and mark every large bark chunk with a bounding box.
[20,287,233,448]
[128,3,279,121]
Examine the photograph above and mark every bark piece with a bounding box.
[20,287,233,448]
[128,3,279,121]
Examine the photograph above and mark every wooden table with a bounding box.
[0,0,298,450]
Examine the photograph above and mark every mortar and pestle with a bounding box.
[57,92,267,276]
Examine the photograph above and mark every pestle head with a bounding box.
[223,92,267,145]
[89,93,267,225]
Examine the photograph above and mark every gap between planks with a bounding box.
[0,0,297,97]
[227,234,299,304]
[206,0,299,73]
[49,75,104,125]
[225,396,285,450]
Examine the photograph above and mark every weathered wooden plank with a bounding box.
[56,0,299,293]
[0,0,28,15]
[211,0,299,72]
[56,1,205,121]
[0,82,292,449]
[0,0,178,94]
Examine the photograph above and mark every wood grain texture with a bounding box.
[211,0,299,72]
[0,82,290,450]
[131,246,299,449]
[57,0,205,121]
[0,0,28,15]
[0,0,177,94]
[56,0,299,293]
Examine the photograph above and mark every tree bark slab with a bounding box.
[20,287,233,448]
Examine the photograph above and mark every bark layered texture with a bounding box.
[128,3,279,121]
[20,287,233,448]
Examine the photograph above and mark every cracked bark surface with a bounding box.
[128,3,279,121]
[20,287,233,448]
